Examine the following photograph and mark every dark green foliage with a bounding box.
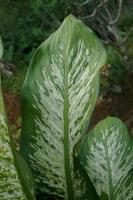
[0,0,60,65]
[100,45,127,94]
[107,46,126,82]
[118,7,133,31]
[1,67,27,93]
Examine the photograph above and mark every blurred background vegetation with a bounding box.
[0,0,133,94]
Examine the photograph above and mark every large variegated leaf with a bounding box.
[20,15,107,199]
[77,117,133,200]
[0,79,36,200]
[0,36,3,58]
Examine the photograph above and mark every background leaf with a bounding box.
[20,15,107,199]
[0,36,3,59]
[0,78,35,200]
[77,117,133,200]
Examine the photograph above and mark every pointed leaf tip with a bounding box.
[20,15,107,199]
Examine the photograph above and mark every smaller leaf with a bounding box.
[77,117,133,200]
[0,78,36,200]
[0,36,3,59]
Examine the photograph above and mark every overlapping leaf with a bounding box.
[0,79,35,200]
[77,117,133,200]
[20,15,106,199]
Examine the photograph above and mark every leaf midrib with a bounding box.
[103,136,115,200]
[63,35,74,199]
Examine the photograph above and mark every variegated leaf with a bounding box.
[77,117,133,200]
[0,78,36,200]
[20,15,107,199]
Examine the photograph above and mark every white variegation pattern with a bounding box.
[0,80,35,200]
[29,38,103,198]
[21,15,107,199]
[78,117,133,200]
[0,88,26,200]
[29,42,65,197]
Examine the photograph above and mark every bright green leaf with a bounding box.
[20,15,106,199]
[77,117,133,200]
[0,78,36,200]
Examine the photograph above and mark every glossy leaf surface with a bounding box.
[20,15,106,199]
[77,117,133,200]
[0,79,35,200]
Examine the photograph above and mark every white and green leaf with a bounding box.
[77,117,133,200]
[20,15,106,199]
[0,78,35,200]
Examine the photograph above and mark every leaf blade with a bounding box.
[20,15,107,199]
[0,79,35,200]
[77,117,133,200]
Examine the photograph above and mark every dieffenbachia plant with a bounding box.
[77,117,133,200]
[20,15,107,199]
[0,40,36,199]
